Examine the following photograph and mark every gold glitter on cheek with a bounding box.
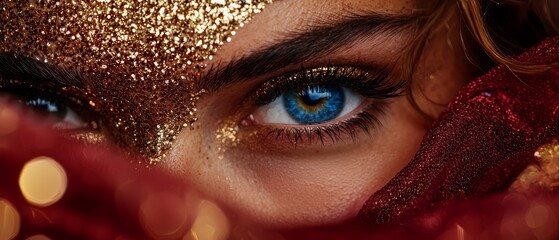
[0,0,272,165]
[215,120,240,160]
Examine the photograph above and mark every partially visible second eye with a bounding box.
[0,86,100,132]
[24,97,91,130]
[254,84,364,125]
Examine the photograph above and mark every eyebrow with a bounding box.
[0,53,86,88]
[199,11,426,92]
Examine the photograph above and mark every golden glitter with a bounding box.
[510,139,559,192]
[69,132,106,145]
[216,123,240,146]
[0,0,271,165]
[215,120,240,160]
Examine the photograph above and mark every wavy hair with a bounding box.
[402,0,558,118]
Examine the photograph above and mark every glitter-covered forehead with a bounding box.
[0,0,271,164]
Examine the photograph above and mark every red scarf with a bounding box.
[1,37,558,239]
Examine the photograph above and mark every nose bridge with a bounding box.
[161,122,207,180]
[0,1,272,165]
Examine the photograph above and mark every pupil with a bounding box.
[300,86,330,107]
[301,93,324,106]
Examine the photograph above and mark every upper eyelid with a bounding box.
[250,65,404,106]
[0,54,104,119]
[199,11,423,93]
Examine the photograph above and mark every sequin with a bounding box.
[358,37,559,224]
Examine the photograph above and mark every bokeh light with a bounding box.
[184,200,230,240]
[19,156,68,207]
[139,192,191,239]
[525,203,558,240]
[25,235,51,240]
[525,204,550,229]
[0,199,20,240]
[0,107,18,136]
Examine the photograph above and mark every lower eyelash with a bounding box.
[264,102,387,145]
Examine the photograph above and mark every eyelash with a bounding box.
[0,80,102,132]
[247,66,405,145]
[253,66,404,105]
[0,65,405,147]
[263,104,387,145]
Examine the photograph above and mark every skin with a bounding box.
[164,0,477,228]
[0,0,479,229]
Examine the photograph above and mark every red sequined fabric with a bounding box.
[0,37,558,239]
[359,37,559,224]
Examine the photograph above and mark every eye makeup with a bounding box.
[0,77,103,135]
[225,66,405,149]
[0,0,271,165]
[252,66,405,105]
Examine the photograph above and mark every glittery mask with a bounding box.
[0,0,271,164]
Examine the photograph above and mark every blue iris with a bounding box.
[25,98,67,118]
[282,85,345,124]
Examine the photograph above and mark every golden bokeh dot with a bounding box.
[184,200,230,240]
[18,156,68,207]
[139,192,191,239]
[525,203,559,239]
[0,0,271,164]
[0,199,20,240]
[525,204,550,229]
[25,235,51,240]
[0,107,18,136]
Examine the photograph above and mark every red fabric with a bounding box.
[283,37,559,239]
[0,37,558,239]
[0,106,197,239]
[358,37,559,223]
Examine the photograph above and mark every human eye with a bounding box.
[255,84,360,125]
[241,66,405,145]
[0,80,103,139]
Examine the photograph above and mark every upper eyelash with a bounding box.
[245,65,403,145]
[0,54,87,88]
[252,65,406,106]
[0,81,86,109]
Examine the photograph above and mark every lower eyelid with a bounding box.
[238,100,389,148]
[231,65,401,147]
[253,87,365,126]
